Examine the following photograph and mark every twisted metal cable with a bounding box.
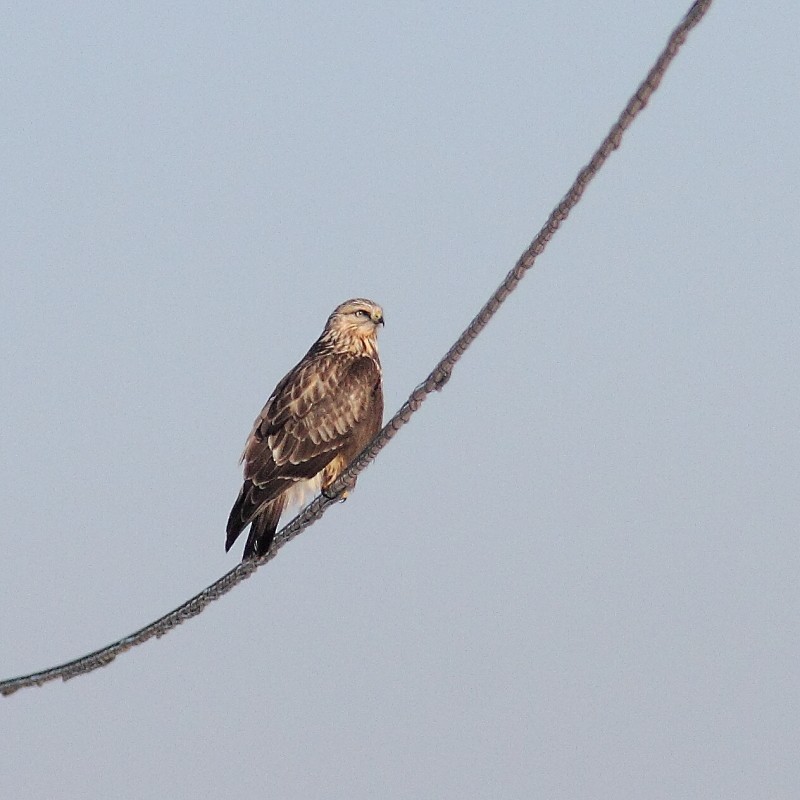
[0,0,714,698]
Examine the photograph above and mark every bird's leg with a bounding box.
[322,475,357,503]
[322,486,349,502]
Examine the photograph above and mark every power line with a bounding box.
[0,0,714,698]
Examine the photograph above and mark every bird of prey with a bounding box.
[226,298,385,561]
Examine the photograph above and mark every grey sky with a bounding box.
[1,2,798,798]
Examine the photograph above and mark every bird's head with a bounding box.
[325,298,384,354]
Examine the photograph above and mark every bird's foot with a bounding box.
[322,486,349,503]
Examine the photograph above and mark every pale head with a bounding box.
[323,298,384,356]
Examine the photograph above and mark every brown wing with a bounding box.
[225,352,383,554]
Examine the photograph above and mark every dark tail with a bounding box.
[226,490,286,561]
[242,498,284,560]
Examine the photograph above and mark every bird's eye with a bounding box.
[355,309,368,318]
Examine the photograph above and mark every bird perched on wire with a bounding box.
[226,298,385,561]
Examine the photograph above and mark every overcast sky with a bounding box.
[1,2,798,798]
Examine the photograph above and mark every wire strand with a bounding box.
[0,0,714,698]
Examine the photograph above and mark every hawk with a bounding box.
[226,298,385,561]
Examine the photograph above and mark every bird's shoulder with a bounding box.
[272,348,379,419]
[242,348,381,465]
